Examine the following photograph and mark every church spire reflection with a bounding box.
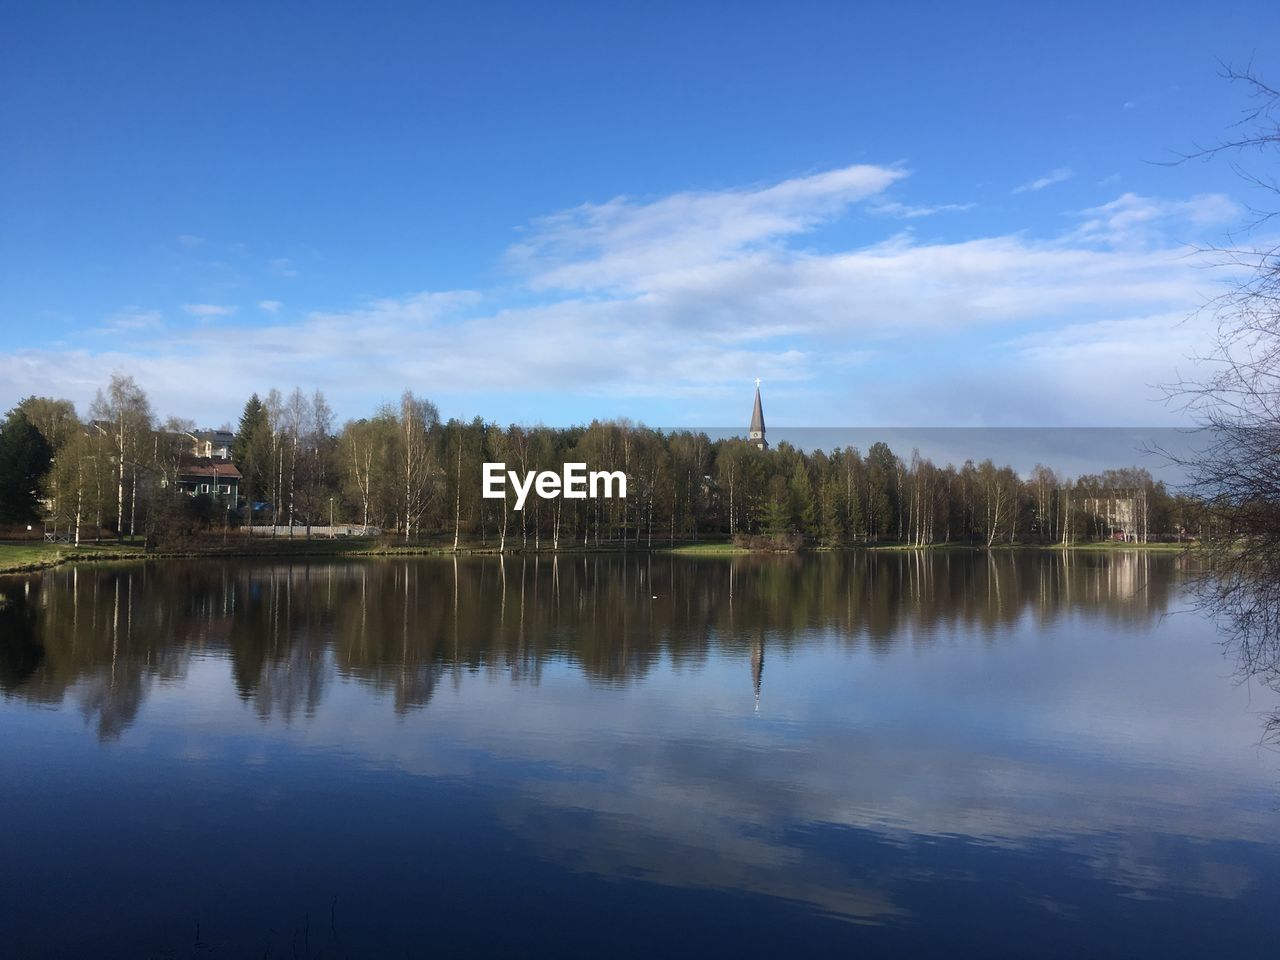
[752,635,764,712]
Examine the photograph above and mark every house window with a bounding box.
[218,484,230,494]
[199,483,210,493]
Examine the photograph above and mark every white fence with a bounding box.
[245,525,382,538]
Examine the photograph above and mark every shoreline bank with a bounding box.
[0,537,1197,575]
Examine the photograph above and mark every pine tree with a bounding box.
[820,474,845,547]
[232,394,273,524]
[761,498,790,537]
[232,394,269,465]
[0,408,54,524]
[789,460,818,539]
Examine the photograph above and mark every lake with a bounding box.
[1,551,1278,958]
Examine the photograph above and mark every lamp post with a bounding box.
[329,496,335,538]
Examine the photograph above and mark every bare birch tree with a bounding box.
[89,374,153,540]
[398,390,439,540]
[1162,66,1280,702]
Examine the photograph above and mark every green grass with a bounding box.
[0,535,1201,575]
[0,542,147,574]
[0,545,52,571]
[658,541,753,555]
[0,534,637,573]
[0,537,486,574]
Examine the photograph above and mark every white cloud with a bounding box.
[871,200,976,219]
[181,303,237,317]
[936,312,1216,426]
[510,163,906,292]
[0,166,1243,428]
[175,234,204,248]
[1013,166,1074,193]
[1071,192,1240,246]
[255,590,1277,914]
[269,257,298,278]
[99,308,163,332]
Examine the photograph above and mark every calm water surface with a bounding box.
[1,552,1278,958]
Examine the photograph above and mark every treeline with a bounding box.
[1,374,1203,548]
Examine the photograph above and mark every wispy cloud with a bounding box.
[0,166,1241,427]
[269,257,299,278]
[1070,192,1239,246]
[871,200,976,219]
[105,308,162,331]
[1013,167,1074,194]
[181,303,237,317]
[510,163,906,292]
[176,234,204,248]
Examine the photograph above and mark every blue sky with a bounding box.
[1,1,1276,428]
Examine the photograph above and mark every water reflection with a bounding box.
[0,550,1188,736]
[1,551,1277,957]
[1194,561,1280,747]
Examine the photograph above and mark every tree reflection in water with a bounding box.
[0,550,1188,741]
[4,549,1280,958]
[1196,563,1280,746]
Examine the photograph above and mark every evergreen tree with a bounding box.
[789,460,818,538]
[0,408,54,524]
[819,474,845,547]
[761,498,790,537]
[232,394,273,522]
[232,394,269,464]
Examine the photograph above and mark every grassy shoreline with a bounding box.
[657,542,754,556]
[0,537,708,574]
[0,536,1199,575]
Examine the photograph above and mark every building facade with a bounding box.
[174,458,241,503]
[186,429,235,461]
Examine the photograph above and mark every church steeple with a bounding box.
[749,379,767,450]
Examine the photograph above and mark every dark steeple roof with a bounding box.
[750,385,765,435]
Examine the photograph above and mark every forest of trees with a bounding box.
[0,373,1202,551]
